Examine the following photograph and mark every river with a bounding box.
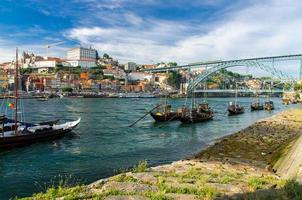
[0,97,298,199]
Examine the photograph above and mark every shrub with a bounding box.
[132,160,148,173]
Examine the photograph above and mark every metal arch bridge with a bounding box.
[142,54,302,92]
[194,89,284,93]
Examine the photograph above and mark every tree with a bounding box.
[168,62,177,67]
[62,87,73,93]
[294,83,302,91]
[167,71,181,89]
[103,53,110,59]
[20,68,33,75]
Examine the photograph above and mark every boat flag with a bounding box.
[7,102,14,109]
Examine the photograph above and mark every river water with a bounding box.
[0,97,299,199]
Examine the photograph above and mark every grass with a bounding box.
[19,185,88,200]
[282,179,302,199]
[143,191,172,200]
[112,174,137,182]
[247,176,280,190]
[219,172,240,184]
[132,160,148,173]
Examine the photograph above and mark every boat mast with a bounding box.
[164,70,168,113]
[204,79,207,103]
[191,77,195,110]
[14,48,18,135]
[235,82,238,105]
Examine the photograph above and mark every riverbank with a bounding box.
[19,108,302,199]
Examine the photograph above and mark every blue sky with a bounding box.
[0,0,302,77]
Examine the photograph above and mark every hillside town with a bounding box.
[0,46,299,98]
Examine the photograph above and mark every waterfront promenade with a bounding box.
[20,108,302,199]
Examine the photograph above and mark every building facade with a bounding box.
[67,47,97,68]
[124,62,137,71]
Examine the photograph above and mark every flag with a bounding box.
[7,102,14,109]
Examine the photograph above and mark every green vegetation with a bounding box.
[62,87,73,93]
[167,71,181,89]
[20,68,33,75]
[132,160,148,173]
[18,165,302,200]
[144,192,172,200]
[294,83,302,91]
[167,62,177,67]
[283,179,302,199]
[103,53,110,59]
[112,174,137,182]
[248,177,270,190]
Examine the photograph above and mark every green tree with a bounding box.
[294,83,302,91]
[103,53,110,59]
[167,71,181,89]
[62,87,73,93]
[168,62,177,67]
[20,68,33,75]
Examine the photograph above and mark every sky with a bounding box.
[0,0,301,77]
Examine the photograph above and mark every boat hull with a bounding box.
[264,101,274,110]
[0,128,72,150]
[179,112,213,123]
[150,112,179,122]
[228,108,245,116]
[251,105,264,111]
[0,118,81,150]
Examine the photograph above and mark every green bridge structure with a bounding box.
[142,54,302,92]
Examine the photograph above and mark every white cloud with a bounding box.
[0,39,68,63]
[65,0,302,77]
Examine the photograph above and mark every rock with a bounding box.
[127,172,158,185]
[89,178,108,188]
[166,193,199,200]
[253,189,277,199]
[208,183,243,195]
[102,181,158,193]
[105,195,148,200]
[90,188,103,194]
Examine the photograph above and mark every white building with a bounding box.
[129,72,152,81]
[67,47,97,68]
[124,62,137,71]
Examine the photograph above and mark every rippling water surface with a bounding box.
[0,97,299,198]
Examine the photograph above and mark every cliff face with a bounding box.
[20,108,302,200]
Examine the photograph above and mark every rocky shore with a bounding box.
[20,108,302,200]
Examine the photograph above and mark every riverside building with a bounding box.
[67,47,97,68]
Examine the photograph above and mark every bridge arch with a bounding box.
[187,60,292,92]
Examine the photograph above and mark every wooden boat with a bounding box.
[228,83,245,115]
[150,104,180,122]
[0,118,80,150]
[291,99,298,104]
[228,102,245,115]
[282,98,290,105]
[150,77,180,122]
[264,101,274,110]
[179,103,214,123]
[0,49,81,150]
[251,102,264,111]
[179,79,214,123]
